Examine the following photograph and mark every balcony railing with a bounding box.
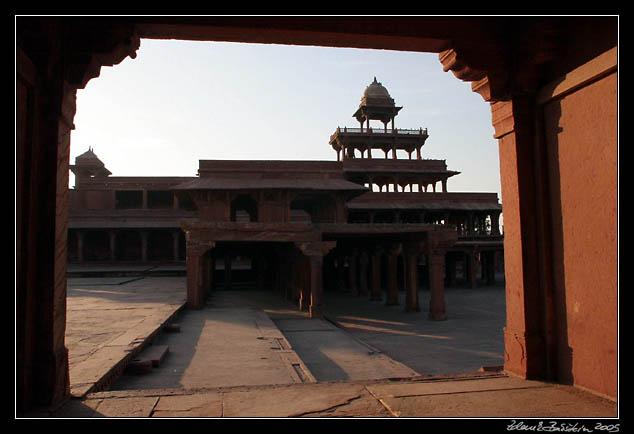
[336,127,428,135]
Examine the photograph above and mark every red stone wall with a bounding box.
[543,71,618,399]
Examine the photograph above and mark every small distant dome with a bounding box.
[363,77,391,99]
[71,147,111,177]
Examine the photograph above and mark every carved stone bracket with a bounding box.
[295,241,337,257]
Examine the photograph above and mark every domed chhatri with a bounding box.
[70,146,112,180]
[354,77,403,130]
[363,77,392,100]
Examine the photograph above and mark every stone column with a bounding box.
[256,252,266,292]
[348,248,358,295]
[108,230,116,262]
[76,230,84,264]
[172,230,180,261]
[358,250,369,296]
[403,242,421,312]
[492,96,551,379]
[296,241,336,318]
[140,230,148,262]
[224,250,232,290]
[185,240,215,309]
[386,243,401,305]
[308,254,323,317]
[336,252,346,292]
[370,247,383,301]
[427,248,448,321]
[142,190,147,209]
[468,250,479,288]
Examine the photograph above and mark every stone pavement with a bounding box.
[64,276,186,397]
[19,273,619,420]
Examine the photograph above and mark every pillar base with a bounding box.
[429,311,447,321]
[309,305,323,318]
[503,327,546,378]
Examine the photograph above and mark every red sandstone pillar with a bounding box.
[427,248,447,321]
[256,253,266,291]
[140,230,148,262]
[299,256,311,312]
[469,250,479,288]
[370,247,383,301]
[77,230,84,263]
[404,243,421,312]
[386,243,401,305]
[108,230,116,262]
[186,242,215,309]
[186,253,203,308]
[336,252,346,291]
[308,254,324,318]
[172,230,180,261]
[296,241,336,318]
[358,250,369,296]
[348,248,358,295]
[224,251,232,290]
[492,97,549,379]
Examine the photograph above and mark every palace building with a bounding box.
[67,77,504,319]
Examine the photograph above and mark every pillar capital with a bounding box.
[186,240,216,258]
[295,241,336,258]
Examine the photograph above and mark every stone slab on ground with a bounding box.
[48,374,618,418]
[65,277,186,397]
[275,317,420,382]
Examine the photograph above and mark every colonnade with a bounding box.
[186,238,459,321]
[67,228,185,263]
[348,209,502,237]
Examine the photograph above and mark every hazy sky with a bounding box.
[70,38,502,200]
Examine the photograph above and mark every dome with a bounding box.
[75,146,104,165]
[71,147,111,177]
[363,77,392,99]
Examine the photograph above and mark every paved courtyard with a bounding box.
[64,271,505,395]
[37,272,617,419]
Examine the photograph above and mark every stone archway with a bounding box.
[16,16,618,412]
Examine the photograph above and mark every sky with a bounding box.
[70,38,502,201]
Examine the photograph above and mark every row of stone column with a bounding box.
[348,210,502,236]
[326,242,450,320]
[337,146,425,161]
[69,228,183,263]
[185,239,461,322]
[445,249,500,288]
[362,179,448,193]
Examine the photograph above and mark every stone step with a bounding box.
[125,345,170,375]
[139,344,170,368]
